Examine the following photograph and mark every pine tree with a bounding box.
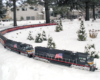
[27,31,34,40]
[85,44,99,59]
[55,22,60,32]
[47,37,56,49]
[0,0,7,19]
[59,19,63,31]
[55,20,63,32]
[94,54,99,59]
[35,33,43,43]
[77,20,87,41]
[42,31,47,41]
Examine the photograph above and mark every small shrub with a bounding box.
[35,33,43,43]
[42,31,47,41]
[20,16,24,20]
[17,8,19,11]
[55,23,60,32]
[47,37,56,49]
[29,6,34,9]
[59,19,63,31]
[55,20,63,32]
[94,54,99,58]
[85,44,99,59]
[27,31,34,40]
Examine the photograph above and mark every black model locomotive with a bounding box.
[5,39,34,57]
[33,46,97,71]
[0,33,34,57]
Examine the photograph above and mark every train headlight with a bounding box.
[88,62,93,65]
[27,50,34,53]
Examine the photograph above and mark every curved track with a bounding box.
[0,23,57,47]
[0,23,98,72]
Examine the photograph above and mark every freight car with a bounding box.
[33,46,98,71]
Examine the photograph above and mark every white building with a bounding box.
[9,3,59,21]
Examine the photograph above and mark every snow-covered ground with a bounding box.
[0,19,100,80]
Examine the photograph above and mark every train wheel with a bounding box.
[28,54,31,58]
[68,64,72,67]
[90,66,95,71]
[33,55,35,58]
[18,51,21,54]
[4,46,6,48]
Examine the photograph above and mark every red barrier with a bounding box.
[1,23,57,35]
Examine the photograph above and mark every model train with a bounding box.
[34,46,98,71]
[0,23,98,71]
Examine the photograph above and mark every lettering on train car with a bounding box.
[47,53,55,57]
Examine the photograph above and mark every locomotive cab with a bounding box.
[20,44,34,56]
[87,56,94,65]
[87,56,97,71]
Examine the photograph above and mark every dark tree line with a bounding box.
[3,0,25,26]
[1,0,100,27]
[0,0,7,19]
[26,0,59,23]
[57,0,100,20]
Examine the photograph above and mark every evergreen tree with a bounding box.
[59,19,63,31]
[47,37,56,49]
[55,22,60,32]
[42,31,47,41]
[35,33,43,43]
[90,0,100,20]
[85,44,99,58]
[27,31,34,40]
[94,54,99,58]
[77,20,87,41]
[85,44,95,57]
[0,0,7,19]
[53,6,70,18]
[57,0,100,21]
[5,0,25,26]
